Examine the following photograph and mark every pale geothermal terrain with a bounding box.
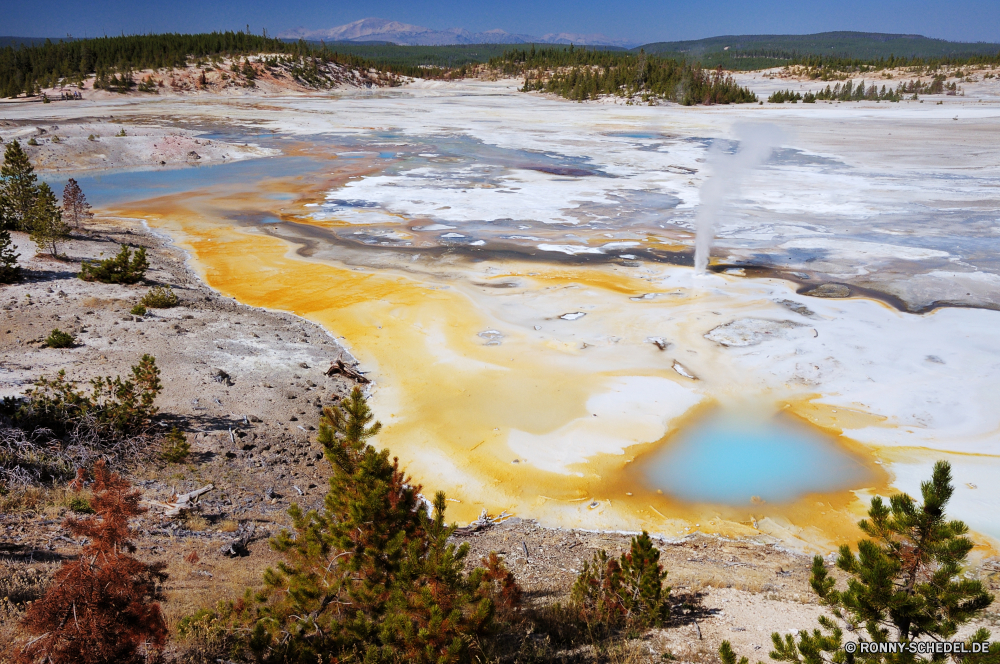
[3,75,999,553]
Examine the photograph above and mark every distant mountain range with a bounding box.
[278,17,638,48]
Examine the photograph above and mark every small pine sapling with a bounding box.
[79,244,148,283]
[572,530,670,631]
[140,285,179,308]
[161,427,191,463]
[44,328,75,348]
[130,303,147,316]
[15,461,168,664]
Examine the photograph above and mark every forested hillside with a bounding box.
[0,32,427,97]
[639,31,1000,71]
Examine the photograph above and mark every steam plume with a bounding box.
[693,123,784,275]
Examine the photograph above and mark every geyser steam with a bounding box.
[693,123,784,275]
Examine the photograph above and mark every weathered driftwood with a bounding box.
[452,509,511,537]
[220,521,256,557]
[325,357,369,383]
[147,484,214,518]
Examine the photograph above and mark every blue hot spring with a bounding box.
[642,409,875,505]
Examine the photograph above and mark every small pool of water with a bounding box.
[40,155,322,207]
[642,409,874,505]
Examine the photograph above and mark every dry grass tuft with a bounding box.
[182,514,210,532]
[0,486,46,512]
[216,519,239,533]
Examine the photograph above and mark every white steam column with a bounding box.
[693,123,785,275]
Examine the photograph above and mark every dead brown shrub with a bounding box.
[12,461,169,664]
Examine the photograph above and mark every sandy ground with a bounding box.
[0,222,363,488]
[0,218,369,656]
[0,119,275,173]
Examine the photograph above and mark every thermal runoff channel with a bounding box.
[96,80,1000,548]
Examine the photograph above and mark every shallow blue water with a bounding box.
[642,410,873,505]
[39,156,321,207]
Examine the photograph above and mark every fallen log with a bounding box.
[452,509,512,537]
[146,484,214,518]
[325,357,369,383]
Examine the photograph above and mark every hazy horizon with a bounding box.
[3,0,999,45]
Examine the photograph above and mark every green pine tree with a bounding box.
[0,139,39,231]
[572,530,670,630]
[79,244,148,283]
[246,386,519,663]
[620,531,670,627]
[727,461,1000,664]
[0,227,19,282]
[29,182,70,256]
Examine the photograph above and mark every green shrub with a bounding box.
[129,303,147,316]
[27,137,38,146]
[87,134,96,141]
[177,592,259,662]
[79,244,148,284]
[44,328,75,348]
[571,531,670,631]
[140,285,178,308]
[68,496,94,513]
[161,427,190,463]
[1,354,162,437]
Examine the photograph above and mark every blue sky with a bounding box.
[3,0,999,44]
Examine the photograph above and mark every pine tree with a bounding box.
[29,182,70,256]
[758,461,998,664]
[572,530,671,631]
[62,178,93,228]
[246,386,519,663]
[15,461,168,664]
[0,227,19,282]
[79,244,148,283]
[620,531,671,626]
[0,139,39,231]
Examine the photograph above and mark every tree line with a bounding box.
[767,75,963,104]
[492,46,758,104]
[676,48,1000,73]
